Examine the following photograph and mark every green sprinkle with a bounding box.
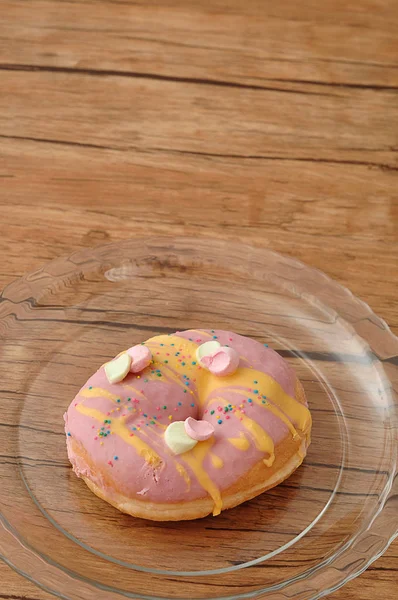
[150,420,155,425]
[157,372,162,377]
[163,405,167,409]
[254,380,258,384]
[165,360,168,363]
[210,410,215,415]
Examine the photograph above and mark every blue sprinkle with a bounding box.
[178,402,182,406]
[146,423,149,426]
[181,362,186,366]
[248,399,253,403]
[264,343,269,347]
[116,399,121,403]
[190,403,195,407]
[192,361,197,365]
[253,390,259,394]
[88,386,93,390]
[67,432,71,436]
[262,395,267,399]
[185,381,190,386]
[143,413,148,417]
[217,419,222,424]
[171,343,175,346]
[114,456,118,460]
[213,336,218,339]
[132,427,137,431]
[160,343,164,346]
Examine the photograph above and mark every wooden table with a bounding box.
[0,1,397,598]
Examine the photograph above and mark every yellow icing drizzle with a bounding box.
[228,432,250,451]
[123,386,147,400]
[209,452,224,469]
[195,365,311,433]
[213,397,275,466]
[80,387,120,402]
[225,388,301,441]
[180,439,223,516]
[76,404,161,467]
[176,464,191,490]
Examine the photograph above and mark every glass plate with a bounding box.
[0,237,397,600]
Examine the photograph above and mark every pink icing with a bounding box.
[184,417,215,441]
[65,330,303,505]
[201,346,240,376]
[127,344,152,373]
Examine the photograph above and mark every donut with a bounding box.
[64,330,312,520]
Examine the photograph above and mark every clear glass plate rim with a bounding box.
[0,237,397,600]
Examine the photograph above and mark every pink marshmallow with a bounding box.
[127,345,152,373]
[201,346,240,376]
[184,417,214,441]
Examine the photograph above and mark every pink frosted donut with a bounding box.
[64,330,312,520]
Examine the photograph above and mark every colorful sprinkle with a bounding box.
[114,456,118,460]
[217,419,223,424]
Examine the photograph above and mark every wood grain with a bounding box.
[0,0,397,598]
